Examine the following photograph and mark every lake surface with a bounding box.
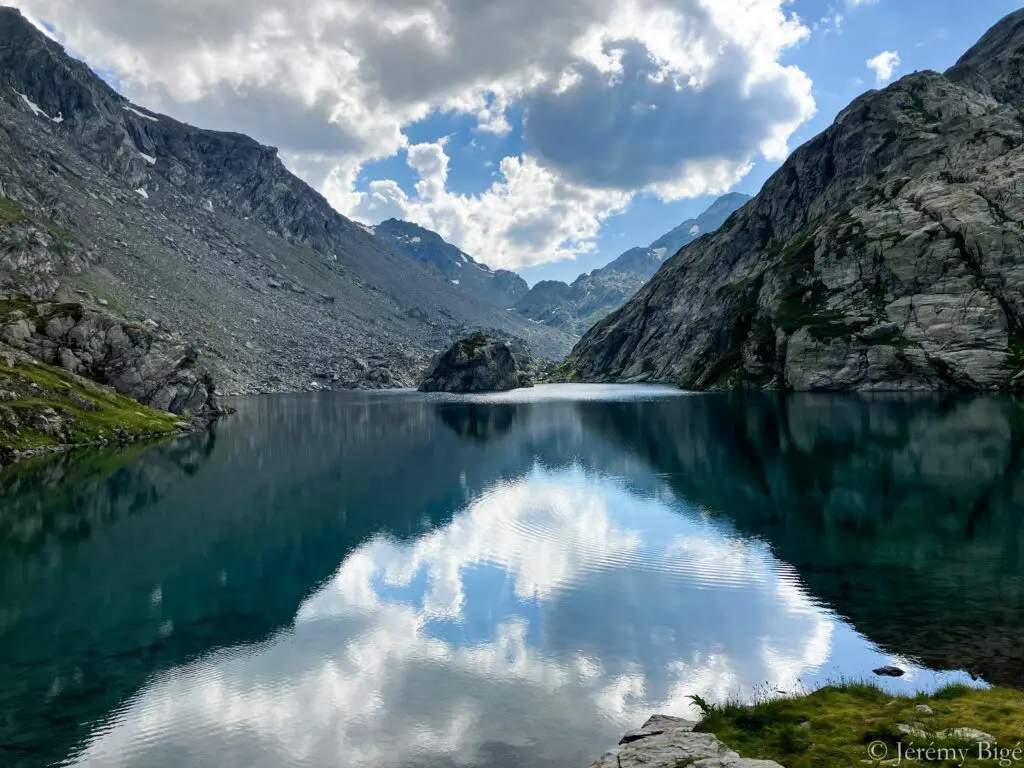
[2,384,1024,768]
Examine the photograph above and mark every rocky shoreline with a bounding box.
[0,331,230,469]
[0,424,198,468]
[590,715,783,767]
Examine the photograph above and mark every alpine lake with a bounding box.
[2,384,1022,767]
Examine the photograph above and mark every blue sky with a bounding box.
[354,0,1019,285]
[18,0,1021,286]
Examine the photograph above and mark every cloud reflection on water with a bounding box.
[71,464,840,768]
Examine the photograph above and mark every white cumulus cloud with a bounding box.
[866,50,901,85]
[337,141,631,270]
[68,467,837,768]
[13,0,818,268]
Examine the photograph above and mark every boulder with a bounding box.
[591,714,786,768]
[419,332,533,393]
[0,297,222,421]
[872,665,906,677]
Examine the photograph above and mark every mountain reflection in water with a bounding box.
[1,386,1020,768]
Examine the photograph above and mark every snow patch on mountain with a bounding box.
[123,104,158,122]
[13,88,47,118]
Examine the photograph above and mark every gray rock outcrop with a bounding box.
[590,714,784,768]
[568,9,1024,392]
[0,294,220,419]
[419,332,533,393]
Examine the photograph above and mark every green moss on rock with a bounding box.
[458,331,490,354]
[0,357,184,455]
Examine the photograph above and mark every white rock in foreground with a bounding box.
[590,715,785,768]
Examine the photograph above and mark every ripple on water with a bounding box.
[468,472,792,598]
[425,383,694,404]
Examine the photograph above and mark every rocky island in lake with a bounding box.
[419,332,534,393]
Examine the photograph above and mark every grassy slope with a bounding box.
[0,197,187,453]
[0,356,184,451]
[694,682,1024,767]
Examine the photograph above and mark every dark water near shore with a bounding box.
[2,385,1024,768]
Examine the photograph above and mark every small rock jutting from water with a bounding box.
[418,332,533,393]
[873,665,906,677]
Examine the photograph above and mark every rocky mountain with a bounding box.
[514,194,750,336]
[645,193,753,262]
[567,10,1024,392]
[373,219,529,308]
[0,7,573,398]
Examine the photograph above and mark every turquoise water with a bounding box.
[2,385,1022,767]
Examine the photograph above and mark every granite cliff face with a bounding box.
[0,8,573,398]
[569,10,1024,391]
[373,219,529,308]
[0,291,220,417]
[515,194,749,337]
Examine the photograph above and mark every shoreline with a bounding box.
[595,682,1022,768]
[590,714,784,767]
[0,427,188,468]
[0,413,229,469]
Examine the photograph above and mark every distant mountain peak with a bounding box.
[373,219,528,308]
[512,194,750,336]
[644,192,752,265]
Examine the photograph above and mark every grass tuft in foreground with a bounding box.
[692,680,1024,767]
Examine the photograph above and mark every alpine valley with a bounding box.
[372,194,750,336]
[513,193,750,336]
[0,1,752,454]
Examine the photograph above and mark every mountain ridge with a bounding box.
[0,6,574,398]
[372,218,529,308]
[513,193,750,336]
[566,9,1024,392]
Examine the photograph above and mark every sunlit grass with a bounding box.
[692,680,1023,767]
[0,358,183,451]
